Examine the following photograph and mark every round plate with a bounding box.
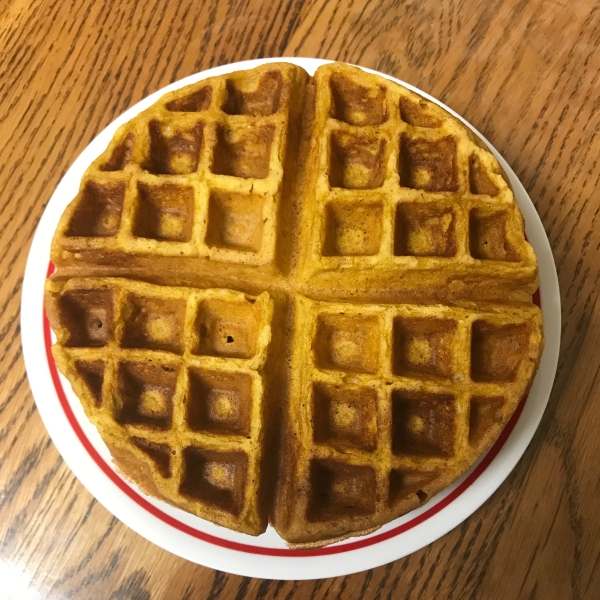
[21,58,561,580]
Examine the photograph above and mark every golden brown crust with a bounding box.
[107,443,171,504]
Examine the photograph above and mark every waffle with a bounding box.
[272,296,543,546]
[295,63,538,303]
[45,62,544,545]
[51,62,310,292]
[45,277,274,535]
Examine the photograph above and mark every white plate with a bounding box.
[21,58,561,580]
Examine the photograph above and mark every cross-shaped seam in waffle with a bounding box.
[45,62,544,545]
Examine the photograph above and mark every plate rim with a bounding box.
[21,57,561,580]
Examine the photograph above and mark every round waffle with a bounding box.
[45,62,543,547]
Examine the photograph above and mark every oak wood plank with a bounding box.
[1,0,599,598]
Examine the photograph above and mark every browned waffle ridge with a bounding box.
[45,62,544,546]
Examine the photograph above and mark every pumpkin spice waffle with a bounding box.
[295,63,538,303]
[273,296,542,546]
[45,61,544,546]
[46,277,274,535]
[51,62,310,293]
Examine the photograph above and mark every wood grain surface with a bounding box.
[1,0,599,598]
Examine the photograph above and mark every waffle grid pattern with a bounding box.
[302,64,537,284]
[49,278,273,534]
[277,296,542,543]
[56,63,304,267]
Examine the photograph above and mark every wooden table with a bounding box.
[2,0,599,598]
